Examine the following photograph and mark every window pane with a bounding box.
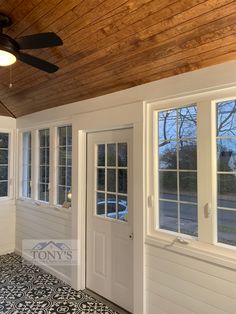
[159,141,177,169]
[159,201,178,232]
[159,171,177,200]
[58,167,66,186]
[218,209,236,246]
[0,166,8,181]
[39,129,50,202]
[118,195,128,222]
[97,169,105,191]
[107,169,116,192]
[179,172,197,203]
[157,105,198,235]
[218,174,236,209]
[217,138,236,172]
[178,105,197,139]
[158,110,177,141]
[118,169,127,194]
[97,144,105,167]
[118,143,127,167]
[107,194,116,219]
[180,204,198,236]
[59,147,66,165]
[0,150,8,164]
[0,133,8,148]
[0,181,8,197]
[59,126,67,146]
[217,100,236,137]
[179,140,197,170]
[107,144,116,166]
[57,126,72,205]
[22,132,31,198]
[97,192,105,216]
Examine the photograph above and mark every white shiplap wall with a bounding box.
[146,244,236,314]
[15,201,72,283]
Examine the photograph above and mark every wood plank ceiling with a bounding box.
[0,0,236,117]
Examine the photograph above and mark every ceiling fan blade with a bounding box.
[16,32,63,49]
[17,52,59,73]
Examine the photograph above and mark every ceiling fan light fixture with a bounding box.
[0,49,16,66]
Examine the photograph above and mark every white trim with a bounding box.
[71,102,144,314]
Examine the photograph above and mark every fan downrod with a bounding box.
[0,13,12,30]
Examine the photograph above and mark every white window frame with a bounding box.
[146,89,236,266]
[55,124,72,207]
[0,129,13,201]
[20,131,32,199]
[18,120,72,211]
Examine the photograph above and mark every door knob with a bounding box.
[129,232,133,240]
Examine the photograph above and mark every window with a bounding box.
[0,132,9,197]
[96,142,128,222]
[157,105,198,236]
[217,100,236,246]
[39,129,50,202]
[57,125,72,205]
[22,132,31,198]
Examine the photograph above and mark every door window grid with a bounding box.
[216,100,236,247]
[96,143,128,222]
[39,129,50,202]
[157,104,198,237]
[22,132,31,198]
[57,125,72,205]
[0,133,9,198]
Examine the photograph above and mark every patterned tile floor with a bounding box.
[0,253,118,314]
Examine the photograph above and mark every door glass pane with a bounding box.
[97,169,105,191]
[118,169,127,194]
[97,144,105,166]
[178,105,197,139]
[118,195,128,221]
[107,194,116,219]
[96,192,105,216]
[158,110,177,141]
[118,143,127,167]
[107,169,116,192]
[95,140,129,222]
[107,144,116,166]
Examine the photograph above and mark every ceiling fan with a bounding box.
[0,12,63,73]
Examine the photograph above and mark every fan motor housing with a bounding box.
[0,34,19,55]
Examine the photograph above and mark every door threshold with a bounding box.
[84,288,132,314]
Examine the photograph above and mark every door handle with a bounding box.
[129,232,134,240]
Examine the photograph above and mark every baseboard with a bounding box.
[15,248,71,285]
[0,245,15,256]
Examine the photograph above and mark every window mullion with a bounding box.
[197,101,215,244]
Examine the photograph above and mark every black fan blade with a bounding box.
[17,52,59,73]
[16,32,63,49]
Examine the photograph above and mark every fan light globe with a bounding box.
[0,50,16,66]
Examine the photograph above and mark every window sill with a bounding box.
[146,233,236,271]
[16,198,72,216]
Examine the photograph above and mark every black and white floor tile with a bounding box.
[0,253,118,314]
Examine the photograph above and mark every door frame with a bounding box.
[71,103,144,314]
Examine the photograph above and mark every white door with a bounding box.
[86,128,133,312]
